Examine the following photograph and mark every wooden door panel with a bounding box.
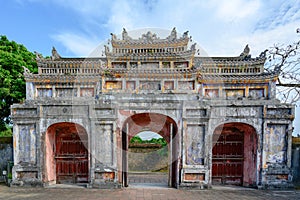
[212,131,243,185]
[56,131,88,184]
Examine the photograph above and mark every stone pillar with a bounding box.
[159,61,163,69]
[26,82,34,100]
[11,122,43,187]
[169,123,173,187]
[170,61,174,69]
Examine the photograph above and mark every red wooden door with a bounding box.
[212,131,244,185]
[55,132,88,184]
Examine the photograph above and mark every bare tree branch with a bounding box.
[265,30,300,104]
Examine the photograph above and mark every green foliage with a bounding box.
[7,172,12,179]
[0,128,12,137]
[130,135,143,143]
[0,35,38,131]
[130,135,167,147]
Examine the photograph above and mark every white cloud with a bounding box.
[11,0,300,135]
[212,0,261,21]
[41,0,300,58]
[51,32,99,56]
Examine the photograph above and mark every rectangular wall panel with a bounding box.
[265,124,288,164]
[18,124,36,164]
[186,125,205,165]
[95,124,114,166]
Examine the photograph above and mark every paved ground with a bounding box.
[129,172,168,188]
[1,184,300,200]
[1,173,300,200]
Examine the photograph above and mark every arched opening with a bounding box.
[212,123,257,186]
[128,131,168,186]
[121,113,178,188]
[44,122,89,184]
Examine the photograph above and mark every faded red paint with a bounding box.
[243,124,257,186]
[44,127,56,182]
[45,122,88,184]
[184,173,205,181]
[122,113,177,143]
[212,123,257,186]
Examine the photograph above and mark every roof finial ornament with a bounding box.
[22,66,31,75]
[122,28,132,40]
[182,31,189,39]
[259,49,268,58]
[34,51,43,60]
[110,33,117,40]
[191,43,197,50]
[104,45,110,54]
[167,27,177,41]
[239,44,251,60]
[51,47,61,60]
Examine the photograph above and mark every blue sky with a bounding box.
[1,0,299,57]
[1,0,300,135]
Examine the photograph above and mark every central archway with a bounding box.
[121,113,178,187]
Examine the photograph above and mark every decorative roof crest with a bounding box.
[110,27,190,43]
[122,28,132,40]
[239,44,251,60]
[34,51,44,60]
[51,47,61,60]
[140,31,158,42]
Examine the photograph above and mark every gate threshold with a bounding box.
[46,183,88,189]
[129,183,169,189]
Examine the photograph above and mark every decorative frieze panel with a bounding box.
[164,81,174,90]
[184,173,205,182]
[204,89,219,98]
[141,62,159,69]
[211,107,261,118]
[266,108,292,118]
[140,81,161,90]
[186,109,206,117]
[105,81,122,90]
[95,124,114,165]
[264,124,288,164]
[43,106,88,116]
[178,81,194,90]
[112,62,126,69]
[126,81,136,91]
[94,109,115,117]
[18,124,36,164]
[186,125,205,165]
[37,88,52,98]
[174,62,188,68]
[80,88,94,97]
[249,88,264,98]
[225,89,245,98]
[13,108,37,116]
[56,88,77,97]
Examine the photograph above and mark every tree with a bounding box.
[0,35,37,132]
[264,30,300,104]
[130,135,143,144]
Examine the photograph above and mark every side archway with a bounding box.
[44,122,89,184]
[212,122,257,186]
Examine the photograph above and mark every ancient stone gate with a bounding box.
[11,28,294,189]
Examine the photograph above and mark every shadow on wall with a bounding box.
[128,143,168,172]
[292,137,300,185]
[0,137,13,182]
